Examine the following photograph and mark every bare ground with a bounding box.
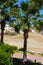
[4,32,43,53]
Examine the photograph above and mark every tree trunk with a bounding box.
[23,30,28,62]
[1,29,4,43]
[23,12,29,62]
[1,19,5,43]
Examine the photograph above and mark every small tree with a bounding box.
[0,0,18,43]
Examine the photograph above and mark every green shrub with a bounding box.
[0,48,11,65]
[0,43,17,65]
[19,48,24,51]
[0,44,17,54]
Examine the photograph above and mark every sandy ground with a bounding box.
[4,32,43,53]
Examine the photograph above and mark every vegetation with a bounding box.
[14,23,21,33]
[20,1,43,61]
[0,42,17,65]
[0,0,19,43]
[13,58,42,65]
[0,48,11,65]
[0,44,17,54]
[19,48,24,51]
[34,20,43,32]
[0,0,43,64]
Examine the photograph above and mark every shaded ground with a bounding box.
[13,58,42,65]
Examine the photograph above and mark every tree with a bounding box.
[0,0,10,43]
[0,4,10,43]
[0,0,43,62]
[20,0,43,62]
[0,0,18,43]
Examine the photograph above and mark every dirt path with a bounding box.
[4,32,43,53]
[13,52,43,64]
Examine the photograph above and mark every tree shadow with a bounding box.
[13,58,42,65]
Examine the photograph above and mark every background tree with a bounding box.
[0,0,19,43]
[1,15,10,43]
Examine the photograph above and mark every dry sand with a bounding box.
[4,32,43,53]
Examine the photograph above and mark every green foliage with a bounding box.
[19,48,24,51]
[0,44,17,54]
[14,24,21,33]
[0,42,18,65]
[0,0,17,5]
[21,1,41,15]
[0,0,7,4]
[9,22,14,27]
[22,21,30,31]
[20,0,43,32]
[22,23,29,30]
[31,0,43,8]
[34,20,43,32]
[21,2,28,11]
[0,48,11,65]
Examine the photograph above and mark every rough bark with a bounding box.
[1,29,4,43]
[23,12,29,62]
[23,30,28,62]
[1,18,5,43]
